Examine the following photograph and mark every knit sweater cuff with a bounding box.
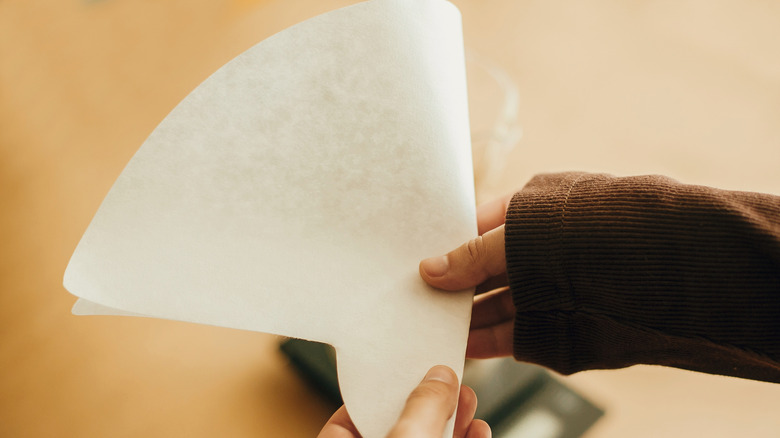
[505,172,587,374]
[504,172,780,382]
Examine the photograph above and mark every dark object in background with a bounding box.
[280,338,603,438]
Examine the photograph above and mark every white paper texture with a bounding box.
[64,0,475,436]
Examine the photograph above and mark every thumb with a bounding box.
[420,225,506,291]
[387,366,459,438]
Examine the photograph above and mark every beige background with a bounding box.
[1,0,779,436]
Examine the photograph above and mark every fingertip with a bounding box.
[466,419,492,438]
[389,366,459,437]
[454,385,478,438]
[424,365,457,386]
[420,255,449,279]
[458,384,477,407]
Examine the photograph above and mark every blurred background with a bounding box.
[2,0,779,436]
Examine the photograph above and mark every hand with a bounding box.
[317,365,491,438]
[420,195,515,359]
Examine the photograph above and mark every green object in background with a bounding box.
[280,338,603,438]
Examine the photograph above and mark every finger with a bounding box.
[470,288,515,329]
[476,194,513,235]
[387,366,459,438]
[466,320,514,359]
[465,419,492,438]
[453,385,478,438]
[474,274,509,295]
[317,406,360,438]
[420,225,506,291]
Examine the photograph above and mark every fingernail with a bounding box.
[424,365,455,384]
[421,256,449,277]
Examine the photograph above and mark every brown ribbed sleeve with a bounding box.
[505,172,780,383]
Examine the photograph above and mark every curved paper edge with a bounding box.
[63,1,475,437]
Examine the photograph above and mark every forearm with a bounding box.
[505,172,780,383]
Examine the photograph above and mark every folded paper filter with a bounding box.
[64,0,476,436]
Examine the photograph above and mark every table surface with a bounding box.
[2,1,779,436]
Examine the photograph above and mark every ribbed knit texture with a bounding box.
[505,172,780,383]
